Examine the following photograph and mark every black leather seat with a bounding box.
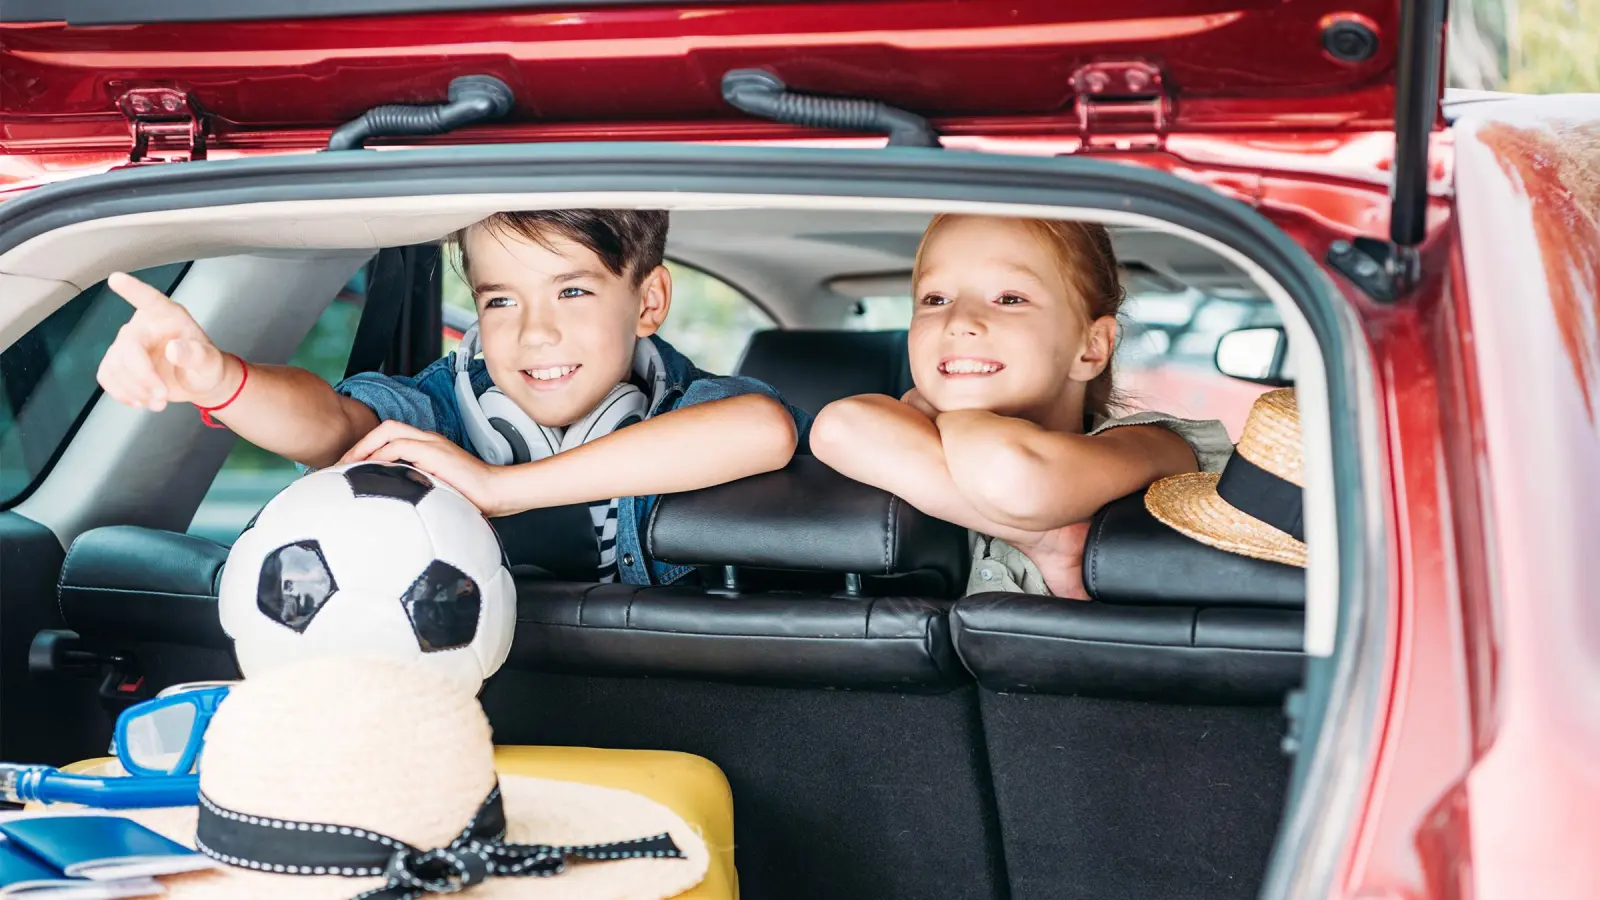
[735,329,913,416]
[57,525,233,651]
[508,582,961,691]
[56,459,972,691]
[952,491,1305,705]
[499,456,970,690]
[950,490,1305,900]
[486,458,997,900]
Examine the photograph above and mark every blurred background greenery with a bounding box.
[1450,0,1599,93]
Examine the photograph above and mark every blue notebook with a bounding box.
[0,815,216,897]
[0,837,157,898]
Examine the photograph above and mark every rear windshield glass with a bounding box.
[0,263,188,506]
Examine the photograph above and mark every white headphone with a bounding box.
[453,323,664,466]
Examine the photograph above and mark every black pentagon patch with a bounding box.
[257,540,337,634]
[344,463,433,505]
[400,560,481,653]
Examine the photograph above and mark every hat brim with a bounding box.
[113,775,709,900]
[1145,472,1307,569]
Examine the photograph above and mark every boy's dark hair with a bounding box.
[450,209,669,286]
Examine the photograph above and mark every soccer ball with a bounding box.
[217,462,516,688]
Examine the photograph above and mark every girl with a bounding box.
[810,214,1233,598]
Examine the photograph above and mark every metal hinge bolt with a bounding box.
[1071,60,1170,151]
[118,88,209,164]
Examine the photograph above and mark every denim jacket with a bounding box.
[333,334,811,586]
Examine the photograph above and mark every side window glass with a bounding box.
[0,263,189,507]
[187,270,366,543]
[1117,291,1277,439]
[441,256,473,358]
[842,295,915,332]
[656,262,775,374]
[438,258,775,376]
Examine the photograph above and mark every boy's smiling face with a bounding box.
[907,215,1115,431]
[465,222,670,428]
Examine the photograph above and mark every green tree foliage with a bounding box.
[1450,0,1600,93]
[1508,0,1600,93]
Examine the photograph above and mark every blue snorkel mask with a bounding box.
[110,682,230,776]
[0,682,230,809]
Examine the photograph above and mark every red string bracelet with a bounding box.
[197,354,248,429]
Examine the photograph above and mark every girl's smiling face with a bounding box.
[907,215,1117,432]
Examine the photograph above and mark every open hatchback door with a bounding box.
[3,0,1436,152]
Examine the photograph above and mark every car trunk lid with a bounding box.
[2,0,1437,156]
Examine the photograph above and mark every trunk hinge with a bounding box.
[1071,60,1170,152]
[118,88,209,164]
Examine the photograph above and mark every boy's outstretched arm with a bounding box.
[342,393,797,516]
[936,409,1199,532]
[97,273,378,468]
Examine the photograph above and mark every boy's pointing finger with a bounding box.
[108,271,180,315]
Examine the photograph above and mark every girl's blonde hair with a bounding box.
[913,214,1127,423]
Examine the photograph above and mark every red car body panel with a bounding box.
[2,1,1417,155]
[1,4,1594,900]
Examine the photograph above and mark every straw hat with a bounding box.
[1145,388,1306,568]
[116,658,708,900]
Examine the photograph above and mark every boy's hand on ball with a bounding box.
[98,272,235,412]
[341,421,506,516]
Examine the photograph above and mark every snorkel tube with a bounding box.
[0,763,198,809]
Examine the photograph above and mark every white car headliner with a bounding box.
[0,201,1261,343]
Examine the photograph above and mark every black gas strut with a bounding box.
[326,75,515,151]
[721,69,941,148]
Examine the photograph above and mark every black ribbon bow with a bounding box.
[1214,450,1305,542]
[194,783,684,899]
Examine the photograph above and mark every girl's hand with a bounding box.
[900,387,939,418]
[339,421,509,516]
[1009,520,1094,600]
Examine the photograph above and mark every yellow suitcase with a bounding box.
[53,745,738,899]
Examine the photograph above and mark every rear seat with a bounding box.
[954,492,1305,705]
[952,498,1302,900]
[54,459,1002,900]
[505,457,970,690]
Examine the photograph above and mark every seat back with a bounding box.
[735,329,913,416]
[949,491,1303,900]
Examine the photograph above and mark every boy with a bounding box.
[97,209,808,586]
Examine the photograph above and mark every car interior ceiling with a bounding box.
[1,202,1308,900]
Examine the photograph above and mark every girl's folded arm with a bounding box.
[810,394,1037,544]
[936,409,1199,532]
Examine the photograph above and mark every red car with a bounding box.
[1,3,1596,900]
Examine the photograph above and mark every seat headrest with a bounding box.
[1083,491,1305,607]
[734,329,914,417]
[647,456,969,596]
